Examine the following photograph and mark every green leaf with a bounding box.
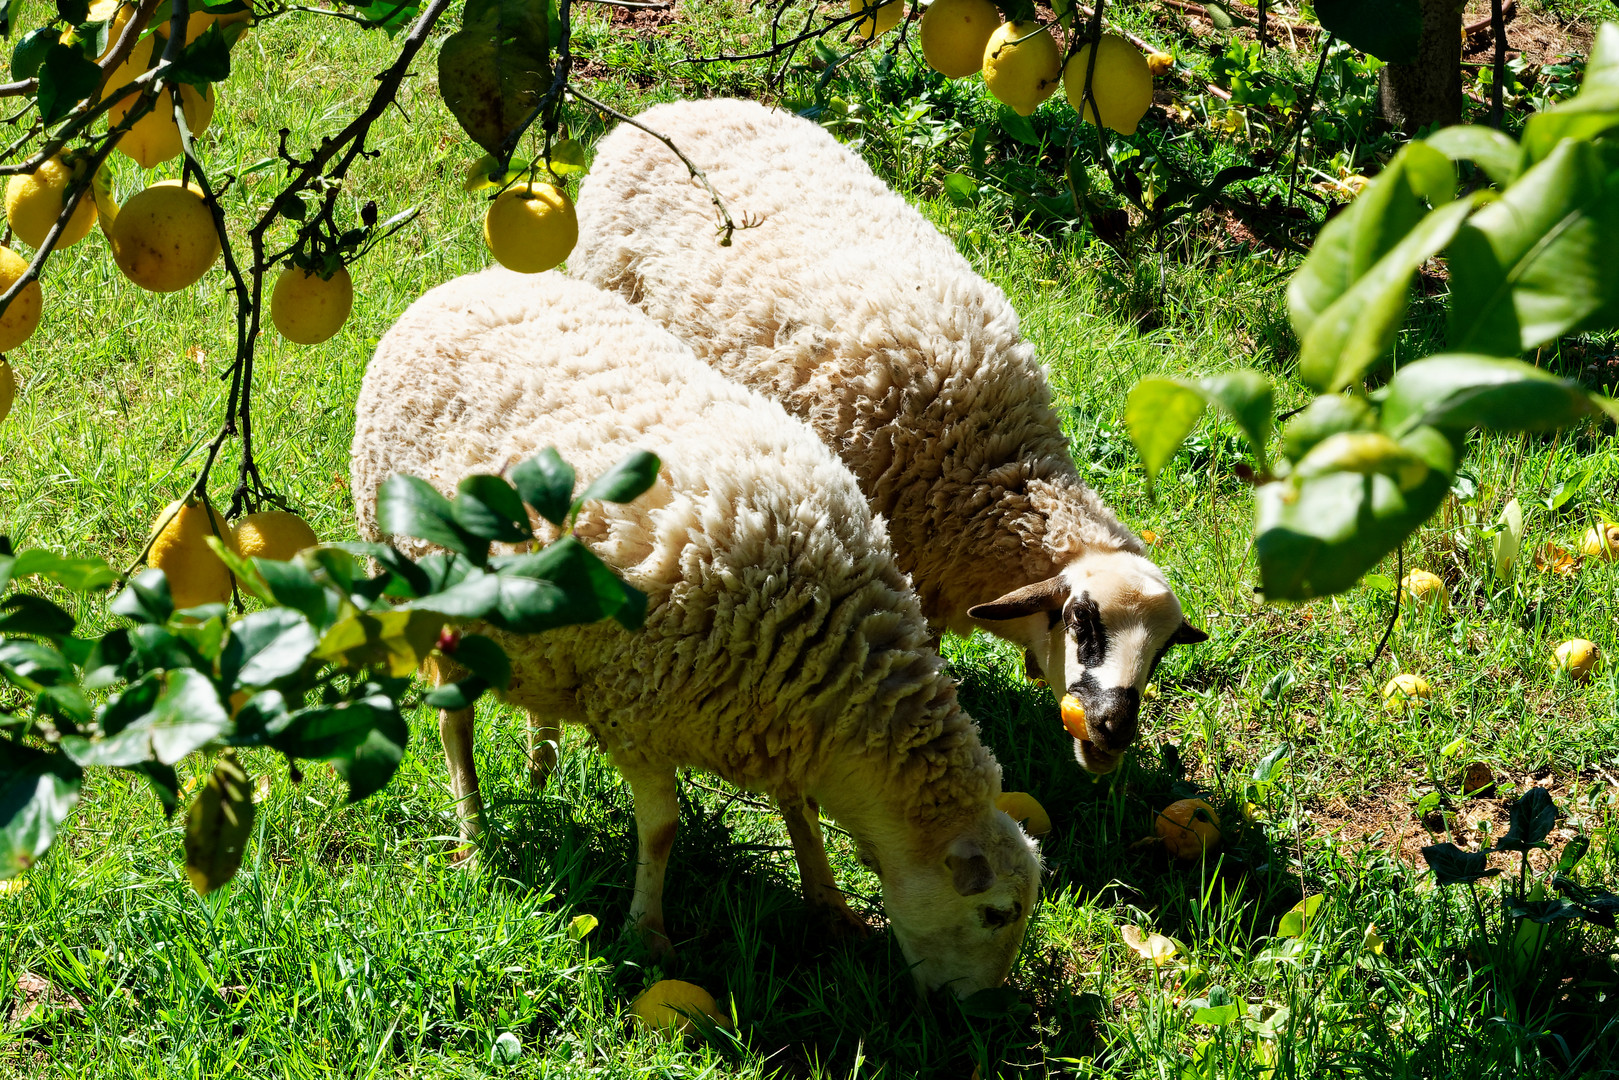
[1423,125,1522,186]
[1520,24,1619,163]
[548,137,586,175]
[1203,2,1236,30]
[995,105,1041,147]
[1381,354,1600,437]
[452,475,533,543]
[111,569,174,626]
[424,676,489,710]
[255,559,335,628]
[11,27,55,81]
[1251,743,1291,784]
[1446,140,1619,356]
[271,697,385,760]
[1277,894,1325,938]
[510,449,575,528]
[330,704,408,802]
[1191,1002,1242,1026]
[1291,431,1431,489]
[131,760,181,817]
[313,608,445,678]
[575,450,662,509]
[1421,842,1500,885]
[1495,786,1557,852]
[0,640,73,688]
[328,541,432,599]
[1198,370,1273,468]
[450,632,511,690]
[183,750,253,894]
[168,23,230,87]
[221,608,319,689]
[1279,394,1376,463]
[0,594,75,640]
[1553,835,1590,876]
[4,549,116,593]
[484,536,647,631]
[66,668,229,767]
[0,746,80,879]
[204,536,275,606]
[941,172,977,206]
[1312,0,1421,63]
[437,0,551,159]
[377,474,482,562]
[1124,379,1207,492]
[36,43,99,124]
[1298,196,1478,393]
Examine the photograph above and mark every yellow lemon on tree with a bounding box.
[996,791,1052,837]
[271,265,353,344]
[233,511,319,563]
[982,22,1062,117]
[918,0,998,78]
[147,497,234,609]
[63,0,134,57]
[1155,799,1221,862]
[1553,639,1599,682]
[484,182,578,274]
[1382,672,1431,711]
[1398,569,1449,613]
[111,180,220,292]
[109,82,216,169]
[185,1,254,45]
[100,32,157,103]
[1064,33,1154,135]
[849,0,903,39]
[6,155,98,249]
[630,980,729,1039]
[0,247,42,352]
[1579,522,1619,560]
[0,359,14,424]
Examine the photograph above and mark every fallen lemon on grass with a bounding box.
[1059,693,1087,740]
[271,265,353,344]
[0,359,14,424]
[1553,639,1599,683]
[996,791,1051,837]
[0,248,42,352]
[484,182,578,274]
[111,180,220,292]
[1399,569,1449,614]
[6,155,97,249]
[982,22,1062,117]
[849,0,902,39]
[630,980,729,1039]
[1155,799,1221,863]
[918,0,999,78]
[147,497,235,608]
[1382,672,1431,711]
[233,511,319,563]
[1146,50,1174,76]
[1580,522,1619,560]
[1063,33,1154,135]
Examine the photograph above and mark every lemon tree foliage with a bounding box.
[0,450,658,892]
[1126,24,1619,603]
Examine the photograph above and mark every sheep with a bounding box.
[569,98,1208,776]
[349,268,1040,996]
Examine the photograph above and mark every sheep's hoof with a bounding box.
[820,903,872,941]
[636,921,678,963]
[528,741,559,790]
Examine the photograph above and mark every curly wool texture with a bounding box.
[569,99,1144,634]
[349,269,998,829]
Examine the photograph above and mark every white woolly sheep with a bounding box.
[349,268,1040,996]
[570,98,1207,775]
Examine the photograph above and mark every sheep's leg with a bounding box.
[623,766,680,961]
[440,705,485,856]
[778,795,868,939]
[526,715,560,790]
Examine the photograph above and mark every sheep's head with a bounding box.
[966,550,1206,774]
[859,804,1041,997]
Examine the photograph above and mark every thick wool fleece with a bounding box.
[569,98,1144,635]
[349,269,997,829]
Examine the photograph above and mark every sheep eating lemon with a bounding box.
[1553,639,1599,682]
[483,182,579,274]
[6,155,97,249]
[630,980,729,1039]
[271,265,354,344]
[918,0,999,78]
[147,498,235,609]
[1155,798,1221,862]
[111,180,221,293]
[982,22,1062,117]
[1063,33,1154,135]
[996,791,1051,837]
[1059,693,1087,740]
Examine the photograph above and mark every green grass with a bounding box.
[4,3,1619,1077]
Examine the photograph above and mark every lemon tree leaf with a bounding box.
[111,569,174,626]
[0,594,75,641]
[450,632,511,691]
[1520,24,1619,163]
[268,698,385,760]
[377,474,485,564]
[10,28,54,81]
[548,138,586,175]
[1380,354,1601,437]
[1198,370,1273,469]
[0,745,80,879]
[1125,379,1207,493]
[453,475,533,543]
[511,447,575,527]
[64,668,229,767]
[330,703,408,802]
[36,44,98,124]
[437,0,551,160]
[575,450,661,509]
[183,750,254,895]
[1423,125,1522,186]
[1313,0,1421,64]
[221,608,318,689]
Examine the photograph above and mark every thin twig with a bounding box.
[1489,0,1508,130]
[576,0,671,8]
[1366,544,1402,672]
[1286,36,1333,209]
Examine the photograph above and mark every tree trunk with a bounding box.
[1378,0,1467,133]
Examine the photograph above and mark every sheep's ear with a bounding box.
[946,839,996,896]
[968,576,1068,622]
[1170,621,1208,645]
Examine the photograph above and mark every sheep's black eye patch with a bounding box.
[1064,592,1106,668]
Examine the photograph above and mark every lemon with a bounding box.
[111,180,220,292]
[1059,693,1086,740]
[110,82,216,169]
[1147,50,1174,76]
[1398,569,1449,613]
[849,0,903,38]
[1064,34,1154,135]
[101,33,157,103]
[6,156,98,249]
[484,182,578,274]
[0,360,14,424]
[996,791,1052,837]
[982,22,1062,117]
[1579,522,1619,560]
[63,0,134,58]
[1155,799,1221,863]
[0,247,43,351]
[630,980,729,1039]
[918,0,998,78]
[1382,672,1431,711]
[147,497,234,609]
[271,265,353,344]
[233,511,319,563]
[186,2,253,44]
[1553,639,1599,682]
